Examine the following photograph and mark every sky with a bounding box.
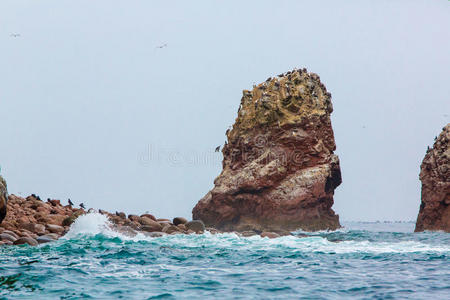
[0,0,449,222]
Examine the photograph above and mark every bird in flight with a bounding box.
[156,43,167,49]
[10,33,20,37]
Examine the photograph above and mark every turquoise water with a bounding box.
[1,214,449,299]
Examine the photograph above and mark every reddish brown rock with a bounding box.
[162,225,181,234]
[173,217,188,225]
[260,232,280,239]
[415,124,450,232]
[116,211,126,219]
[34,224,46,235]
[62,210,84,227]
[46,224,64,234]
[177,224,187,231]
[140,214,156,221]
[186,220,205,233]
[128,214,140,222]
[141,224,163,232]
[0,233,17,242]
[193,69,341,232]
[1,192,194,246]
[14,237,38,246]
[0,176,8,224]
[139,218,163,232]
[47,199,61,206]
[156,218,170,222]
[139,217,157,226]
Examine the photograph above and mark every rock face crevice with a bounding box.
[415,124,450,232]
[193,69,342,232]
[0,176,7,224]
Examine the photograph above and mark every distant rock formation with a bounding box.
[0,176,7,224]
[415,124,450,232]
[193,69,342,232]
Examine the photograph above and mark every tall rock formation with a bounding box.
[415,124,450,232]
[193,69,342,232]
[0,176,8,224]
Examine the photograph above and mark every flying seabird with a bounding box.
[68,199,74,206]
[10,33,20,37]
[156,43,167,49]
[80,203,86,209]
[215,146,221,152]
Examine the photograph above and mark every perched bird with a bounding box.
[31,193,36,198]
[80,203,86,209]
[155,43,167,49]
[36,195,41,201]
[68,199,74,206]
[215,146,221,152]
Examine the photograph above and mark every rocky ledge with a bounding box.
[193,68,342,233]
[0,176,7,224]
[0,193,288,247]
[415,124,450,232]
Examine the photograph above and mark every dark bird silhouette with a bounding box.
[36,196,41,201]
[31,193,36,198]
[68,199,74,206]
[215,146,221,152]
[79,203,86,209]
[156,43,167,49]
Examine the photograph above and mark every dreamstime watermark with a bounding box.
[137,131,318,168]
[138,145,222,167]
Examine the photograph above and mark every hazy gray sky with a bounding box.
[1,0,449,221]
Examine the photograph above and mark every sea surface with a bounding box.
[0,214,449,299]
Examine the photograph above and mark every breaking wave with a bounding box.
[2,213,449,299]
[62,213,450,254]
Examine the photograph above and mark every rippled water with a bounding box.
[0,214,449,299]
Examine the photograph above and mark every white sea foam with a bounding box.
[64,213,450,254]
[63,212,117,239]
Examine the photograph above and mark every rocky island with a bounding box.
[0,192,211,246]
[0,175,7,224]
[0,172,212,246]
[193,69,342,233]
[415,124,450,232]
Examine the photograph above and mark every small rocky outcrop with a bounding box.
[193,68,342,232]
[415,124,450,232]
[0,176,7,224]
[1,193,249,247]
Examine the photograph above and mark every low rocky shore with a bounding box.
[0,194,286,247]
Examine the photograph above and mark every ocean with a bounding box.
[1,213,449,299]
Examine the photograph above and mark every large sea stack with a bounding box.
[193,69,342,232]
[0,176,8,224]
[415,124,450,232]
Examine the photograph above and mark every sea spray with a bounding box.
[63,212,114,239]
[3,221,448,299]
[63,215,450,254]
